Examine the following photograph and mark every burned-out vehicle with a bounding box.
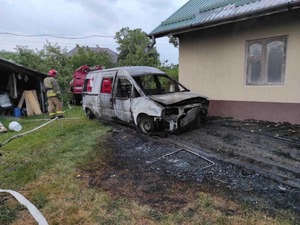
[82,66,209,134]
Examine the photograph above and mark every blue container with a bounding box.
[14,108,21,117]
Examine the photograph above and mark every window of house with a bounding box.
[246,36,287,85]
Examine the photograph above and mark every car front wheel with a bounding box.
[139,115,155,134]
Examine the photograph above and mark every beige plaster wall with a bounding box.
[179,10,300,103]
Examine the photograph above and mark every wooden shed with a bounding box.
[0,57,47,116]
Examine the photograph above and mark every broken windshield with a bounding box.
[133,74,187,95]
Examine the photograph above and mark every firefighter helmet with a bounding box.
[48,69,58,77]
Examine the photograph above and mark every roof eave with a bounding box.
[149,1,300,38]
[0,57,48,79]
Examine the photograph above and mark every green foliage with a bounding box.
[0,31,178,97]
[159,63,179,81]
[70,45,116,69]
[39,41,74,91]
[0,42,73,92]
[0,41,116,92]
[169,36,179,48]
[8,46,44,70]
[0,50,18,62]
[114,27,160,67]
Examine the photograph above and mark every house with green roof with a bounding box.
[149,0,300,124]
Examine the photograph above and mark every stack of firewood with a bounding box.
[17,90,42,116]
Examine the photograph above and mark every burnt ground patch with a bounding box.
[80,118,300,222]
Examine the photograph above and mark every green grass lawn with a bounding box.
[0,106,111,224]
[0,106,295,225]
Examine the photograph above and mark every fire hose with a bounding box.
[0,117,58,148]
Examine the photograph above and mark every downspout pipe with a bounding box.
[144,35,156,52]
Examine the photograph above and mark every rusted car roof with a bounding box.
[149,0,300,38]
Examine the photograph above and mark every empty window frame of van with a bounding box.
[246,36,287,85]
[116,78,132,98]
[85,78,94,92]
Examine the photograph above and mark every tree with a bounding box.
[69,45,115,70]
[0,41,116,92]
[0,50,18,62]
[159,63,179,81]
[114,27,160,67]
[169,36,179,48]
[38,41,73,91]
[10,46,43,70]
[1,42,74,92]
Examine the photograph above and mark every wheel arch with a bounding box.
[137,113,156,134]
[84,107,95,119]
[136,113,149,125]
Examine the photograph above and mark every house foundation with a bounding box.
[208,100,300,124]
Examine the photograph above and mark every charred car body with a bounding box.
[82,66,209,134]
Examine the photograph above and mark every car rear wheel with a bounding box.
[86,109,95,120]
[75,98,81,105]
[139,115,155,134]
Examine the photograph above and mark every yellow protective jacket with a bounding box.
[43,77,61,97]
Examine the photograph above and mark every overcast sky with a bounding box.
[0,0,188,64]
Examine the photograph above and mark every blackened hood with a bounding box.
[148,92,208,106]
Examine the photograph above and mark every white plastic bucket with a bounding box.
[9,121,22,132]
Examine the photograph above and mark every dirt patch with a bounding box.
[80,117,300,220]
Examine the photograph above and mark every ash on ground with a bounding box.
[82,117,300,221]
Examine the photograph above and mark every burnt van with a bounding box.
[82,66,209,134]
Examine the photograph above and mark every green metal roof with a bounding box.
[149,0,300,38]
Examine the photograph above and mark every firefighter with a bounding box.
[44,69,64,119]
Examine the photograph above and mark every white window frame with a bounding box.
[246,36,287,85]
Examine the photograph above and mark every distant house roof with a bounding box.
[67,46,119,63]
[149,0,300,38]
[0,57,47,79]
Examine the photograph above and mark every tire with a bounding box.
[200,105,208,123]
[86,109,95,120]
[195,106,208,128]
[75,98,81,105]
[138,115,155,134]
[195,113,202,128]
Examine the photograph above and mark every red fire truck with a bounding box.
[69,65,104,105]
